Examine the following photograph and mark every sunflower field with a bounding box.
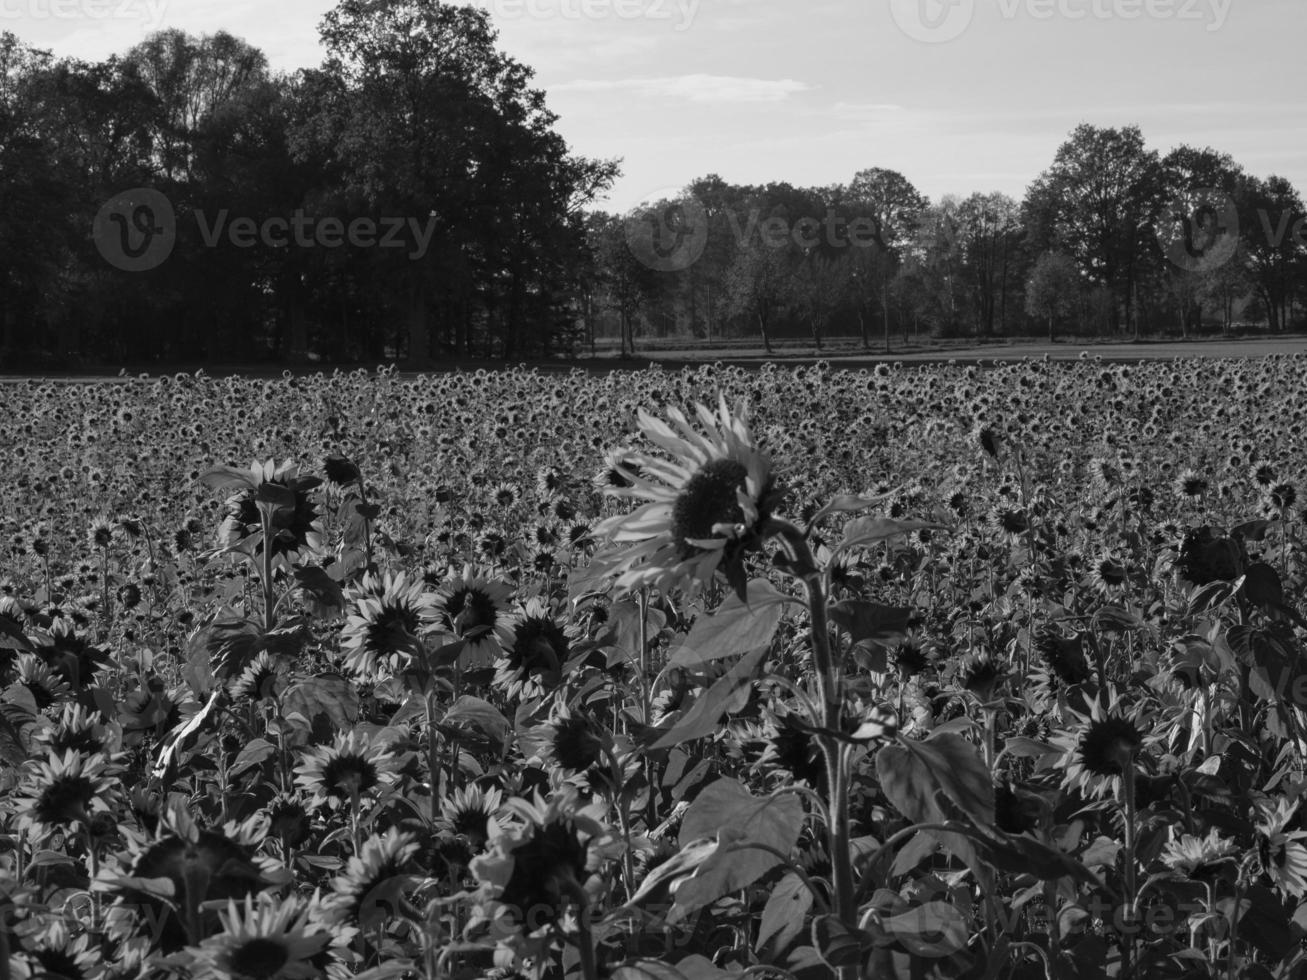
[3,357,1307,980]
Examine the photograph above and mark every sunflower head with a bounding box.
[595,396,784,599]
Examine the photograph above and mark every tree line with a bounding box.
[0,0,617,368]
[587,129,1307,353]
[2,0,1304,367]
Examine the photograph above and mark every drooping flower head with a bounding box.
[595,396,782,598]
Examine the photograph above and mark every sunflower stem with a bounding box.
[772,518,856,950]
[426,690,441,823]
[1120,762,1138,977]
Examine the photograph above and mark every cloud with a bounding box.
[553,73,812,103]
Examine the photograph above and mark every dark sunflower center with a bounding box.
[452,808,491,840]
[228,937,291,979]
[367,606,420,652]
[37,775,95,824]
[671,459,749,558]
[446,589,497,634]
[322,755,378,797]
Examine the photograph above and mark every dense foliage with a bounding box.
[3,358,1307,978]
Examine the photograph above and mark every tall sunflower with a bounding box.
[594,396,782,598]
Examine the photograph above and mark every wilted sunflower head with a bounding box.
[593,396,784,599]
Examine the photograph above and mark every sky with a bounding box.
[7,0,1306,213]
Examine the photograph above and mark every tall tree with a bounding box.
[1024,125,1165,338]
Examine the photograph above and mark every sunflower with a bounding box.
[323,827,419,925]
[494,599,572,702]
[437,784,505,851]
[1161,827,1238,880]
[192,893,331,980]
[533,703,610,780]
[15,654,72,710]
[14,920,100,980]
[1255,797,1307,899]
[87,516,115,550]
[592,448,642,494]
[432,565,515,667]
[211,460,323,562]
[469,791,615,935]
[35,702,115,756]
[14,749,120,837]
[594,396,783,598]
[295,731,399,810]
[265,793,313,850]
[1056,700,1148,801]
[1088,551,1129,592]
[229,651,290,702]
[339,571,438,679]
[1174,469,1208,499]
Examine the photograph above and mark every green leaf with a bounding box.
[651,645,768,749]
[834,517,944,557]
[805,491,896,529]
[293,565,346,611]
[756,871,813,953]
[668,579,788,667]
[229,738,277,777]
[877,732,994,829]
[880,902,968,958]
[672,779,803,914]
[439,696,511,753]
[282,674,359,737]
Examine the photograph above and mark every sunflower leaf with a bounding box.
[667,579,787,667]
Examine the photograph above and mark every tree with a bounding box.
[1237,174,1304,332]
[1024,125,1165,338]
[1026,251,1081,341]
[955,192,1023,336]
[843,168,926,351]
